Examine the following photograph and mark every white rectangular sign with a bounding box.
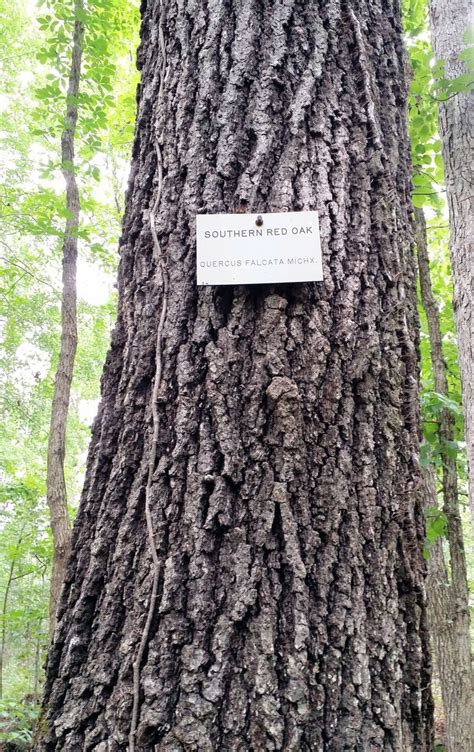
[196,211,323,285]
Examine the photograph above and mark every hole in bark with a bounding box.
[138,721,170,748]
[212,286,234,327]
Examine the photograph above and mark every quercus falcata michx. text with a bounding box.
[39,1,433,750]
[196,211,323,285]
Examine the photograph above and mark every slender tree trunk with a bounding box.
[428,0,474,528]
[415,208,473,751]
[34,629,42,698]
[0,531,24,699]
[0,567,13,700]
[46,0,84,637]
[0,551,17,699]
[39,1,433,749]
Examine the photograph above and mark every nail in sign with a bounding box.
[196,211,323,286]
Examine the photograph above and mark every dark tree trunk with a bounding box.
[38,1,433,750]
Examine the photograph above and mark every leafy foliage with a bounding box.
[403,0,468,507]
[403,9,473,702]
[0,698,38,747]
[0,0,140,732]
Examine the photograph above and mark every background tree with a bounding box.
[428,0,474,527]
[404,1,473,745]
[415,207,473,751]
[39,0,141,637]
[46,0,84,638]
[0,0,139,741]
[39,1,433,749]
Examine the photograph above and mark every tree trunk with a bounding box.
[39,1,433,750]
[46,0,84,636]
[428,0,474,528]
[0,532,23,699]
[415,208,473,751]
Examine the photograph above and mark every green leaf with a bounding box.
[425,507,448,544]
[419,442,432,469]
[441,439,461,459]
[412,193,427,208]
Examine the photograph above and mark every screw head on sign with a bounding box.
[255,215,263,227]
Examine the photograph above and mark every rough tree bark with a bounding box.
[46,0,84,636]
[428,0,474,527]
[38,1,433,750]
[415,208,473,751]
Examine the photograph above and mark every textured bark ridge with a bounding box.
[39,1,433,750]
